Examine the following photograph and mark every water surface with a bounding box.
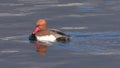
[0,0,120,68]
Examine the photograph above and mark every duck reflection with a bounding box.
[34,42,49,56]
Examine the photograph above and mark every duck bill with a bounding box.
[32,27,40,34]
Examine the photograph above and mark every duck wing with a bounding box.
[49,29,67,36]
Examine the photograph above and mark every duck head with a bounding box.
[32,19,47,34]
[36,19,47,29]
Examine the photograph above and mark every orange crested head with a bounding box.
[36,19,47,30]
[36,19,46,26]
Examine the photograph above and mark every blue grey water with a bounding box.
[0,0,120,68]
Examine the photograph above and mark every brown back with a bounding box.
[36,30,51,36]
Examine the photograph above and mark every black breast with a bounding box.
[29,34,37,42]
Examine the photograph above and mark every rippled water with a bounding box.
[1,32,120,55]
[0,0,120,68]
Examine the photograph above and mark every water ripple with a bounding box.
[1,32,120,55]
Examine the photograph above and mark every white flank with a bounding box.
[36,35,56,42]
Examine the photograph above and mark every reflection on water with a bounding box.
[1,32,120,55]
[33,41,48,56]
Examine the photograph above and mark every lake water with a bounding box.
[0,0,120,68]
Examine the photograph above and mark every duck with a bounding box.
[29,19,70,43]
